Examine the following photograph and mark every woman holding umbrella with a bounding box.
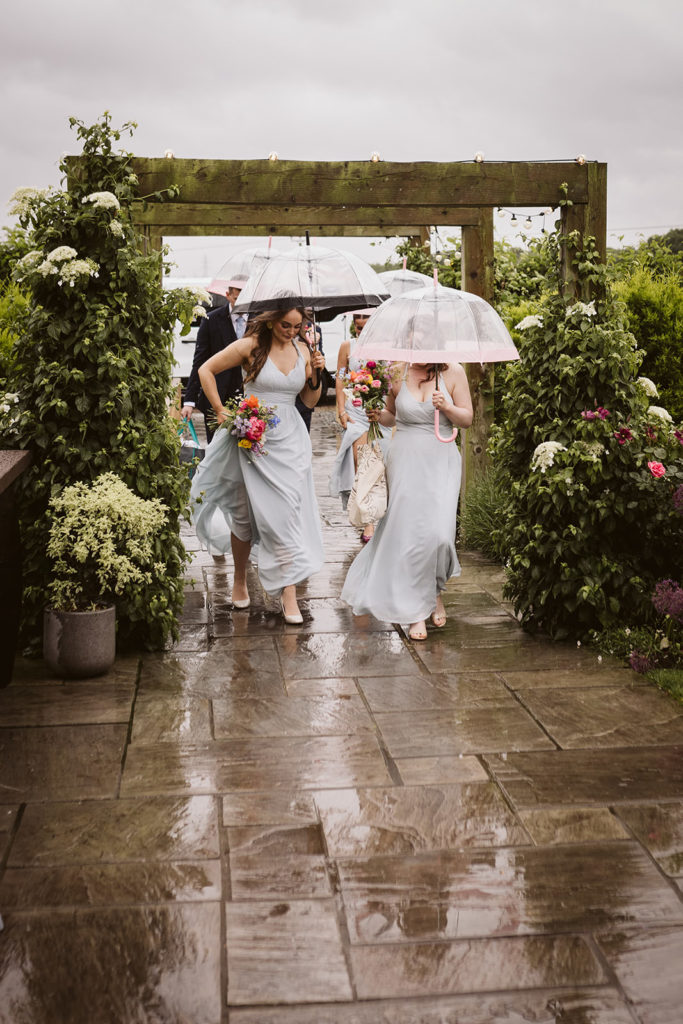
[190,307,325,624]
[341,360,473,640]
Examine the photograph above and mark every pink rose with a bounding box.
[366,361,376,369]
[360,385,369,393]
[648,461,666,478]
[371,379,382,388]
[352,398,362,407]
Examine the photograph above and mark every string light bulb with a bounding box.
[370,151,381,162]
[268,151,279,161]
[510,214,518,226]
[474,151,485,163]
[524,216,533,229]
[575,154,586,165]
[497,207,505,217]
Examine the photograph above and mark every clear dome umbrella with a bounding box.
[378,268,434,298]
[207,242,280,300]
[353,278,519,442]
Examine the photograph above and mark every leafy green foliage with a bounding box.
[459,467,509,561]
[2,113,202,649]
[490,228,683,640]
[613,268,683,421]
[0,280,29,385]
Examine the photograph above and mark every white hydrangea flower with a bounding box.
[531,441,566,473]
[83,191,120,211]
[15,250,44,276]
[192,304,208,320]
[37,260,60,277]
[647,405,672,422]
[637,376,658,398]
[57,258,100,286]
[47,245,78,263]
[183,285,212,306]
[109,220,124,238]
[8,187,49,218]
[515,314,543,330]
[566,300,597,318]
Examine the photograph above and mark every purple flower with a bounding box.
[597,406,610,420]
[646,425,657,441]
[581,410,597,420]
[674,429,683,446]
[614,426,633,446]
[629,650,653,674]
[652,579,683,624]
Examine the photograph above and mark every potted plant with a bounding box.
[43,472,168,677]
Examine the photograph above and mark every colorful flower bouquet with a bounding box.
[343,360,395,442]
[218,394,280,460]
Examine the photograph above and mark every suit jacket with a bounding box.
[184,304,244,413]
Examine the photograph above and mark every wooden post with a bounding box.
[461,208,495,497]
[560,162,607,300]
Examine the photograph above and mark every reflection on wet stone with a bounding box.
[519,807,629,845]
[374,705,553,758]
[213,695,373,738]
[0,904,221,1024]
[358,673,515,712]
[222,791,317,827]
[277,631,418,679]
[615,802,683,876]
[597,926,683,1024]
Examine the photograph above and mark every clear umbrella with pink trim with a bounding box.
[352,274,519,442]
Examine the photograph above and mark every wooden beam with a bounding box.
[461,209,495,495]
[152,224,429,238]
[131,202,483,229]
[115,158,591,208]
[560,162,608,299]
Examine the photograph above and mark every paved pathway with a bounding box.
[1,407,683,1023]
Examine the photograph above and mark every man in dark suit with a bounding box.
[180,277,247,441]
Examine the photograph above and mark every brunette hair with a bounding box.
[242,307,307,383]
[412,363,448,382]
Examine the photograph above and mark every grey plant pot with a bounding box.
[43,605,116,678]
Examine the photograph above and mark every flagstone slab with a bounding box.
[349,935,604,999]
[336,842,683,944]
[213,695,374,739]
[518,807,629,845]
[228,987,635,1023]
[596,926,683,1024]
[415,617,527,649]
[412,639,608,675]
[374,705,554,758]
[517,685,683,749]
[8,795,219,865]
[0,680,135,727]
[0,724,127,801]
[500,665,646,689]
[315,784,530,857]
[9,656,140,688]
[276,632,418,679]
[121,734,393,796]
[138,648,285,699]
[0,903,221,1024]
[229,853,331,900]
[395,756,489,785]
[486,747,683,806]
[615,802,683,877]
[358,673,516,712]
[285,676,359,697]
[0,860,221,908]
[222,791,318,827]
[226,899,352,1004]
[228,823,324,856]
[131,692,212,744]
[166,623,210,652]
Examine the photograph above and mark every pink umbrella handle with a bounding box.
[434,409,458,443]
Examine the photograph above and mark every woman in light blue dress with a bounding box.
[329,312,392,542]
[341,361,473,640]
[190,308,325,624]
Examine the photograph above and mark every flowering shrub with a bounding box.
[3,113,202,648]
[47,473,167,612]
[490,221,683,639]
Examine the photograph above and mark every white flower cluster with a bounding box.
[188,285,212,306]
[0,392,19,415]
[14,250,44,278]
[8,187,50,218]
[47,246,78,263]
[647,405,673,423]
[531,441,566,473]
[82,191,120,211]
[515,314,543,330]
[575,440,606,461]
[127,173,139,186]
[57,258,100,287]
[566,300,597,318]
[637,376,658,398]
[192,304,208,320]
[109,220,124,238]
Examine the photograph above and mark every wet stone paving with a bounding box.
[1,406,683,1023]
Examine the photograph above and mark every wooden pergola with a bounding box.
[129,157,607,482]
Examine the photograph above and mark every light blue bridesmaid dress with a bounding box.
[190,345,324,597]
[328,353,392,510]
[341,379,462,624]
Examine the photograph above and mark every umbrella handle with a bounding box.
[434,409,458,443]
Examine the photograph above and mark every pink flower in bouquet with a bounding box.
[366,361,376,369]
[648,460,666,478]
[372,379,382,388]
[360,384,369,393]
[246,418,265,441]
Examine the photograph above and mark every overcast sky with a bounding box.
[2,0,681,276]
